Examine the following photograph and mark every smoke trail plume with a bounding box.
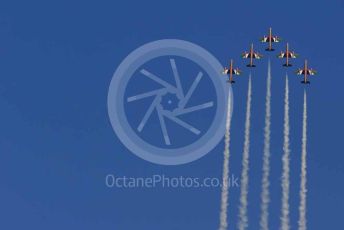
[237,75,252,230]
[298,90,308,230]
[219,89,233,230]
[260,60,272,230]
[281,75,291,230]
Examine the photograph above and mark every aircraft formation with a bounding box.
[223,27,317,84]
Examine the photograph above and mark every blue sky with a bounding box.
[0,0,343,229]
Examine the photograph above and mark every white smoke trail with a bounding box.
[280,75,291,230]
[298,90,308,230]
[237,75,252,230]
[219,89,233,230]
[260,60,272,230]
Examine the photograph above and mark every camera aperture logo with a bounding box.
[107,39,232,165]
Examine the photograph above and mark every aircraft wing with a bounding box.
[290,52,298,58]
[260,36,269,42]
[233,68,241,75]
[278,52,286,58]
[272,36,281,42]
[253,52,263,59]
[241,52,250,58]
[296,69,304,75]
[222,68,231,75]
[308,69,317,75]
